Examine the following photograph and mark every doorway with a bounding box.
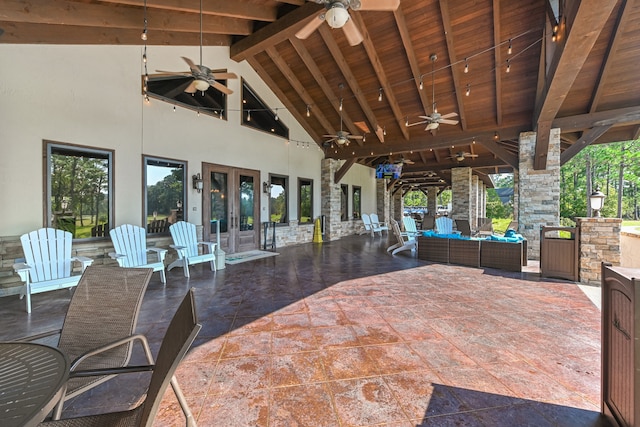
[202,163,260,254]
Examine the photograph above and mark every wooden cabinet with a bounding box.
[602,263,640,427]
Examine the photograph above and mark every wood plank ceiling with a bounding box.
[2,0,639,192]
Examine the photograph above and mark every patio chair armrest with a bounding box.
[12,262,31,281]
[108,252,126,260]
[70,364,155,379]
[70,333,154,371]
[15,328,62,343]
[72,256,94,271]
[148,247,168,262]
[198,241,217,253]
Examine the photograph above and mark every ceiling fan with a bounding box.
[324,98,363,146]
[448,151,479,162]
[156,0,237,94]
[407,54,459,134]
[296,0,400,46]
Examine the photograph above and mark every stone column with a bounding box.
[471,175,479,228]
[576,217,622,286]
[376,179,391,223]
[517,129,560,260]
[392,189,403,221]
[512,170,519,223]
[321,159,343,241]
[451,167,472,222]
[427,187,438,216]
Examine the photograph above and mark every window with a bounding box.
[242,79,289,138]
[269,175,288,224]
[46,142,113,239]
[144,156,186,234]
[146,74,228,119]
[341,184,348,221]
[298,178,313,224]
[352,186,361,219]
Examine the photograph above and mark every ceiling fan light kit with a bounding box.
[326,3,350,28]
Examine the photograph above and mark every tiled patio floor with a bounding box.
[0,235,609,426]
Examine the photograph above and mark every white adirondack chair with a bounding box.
[168,221,216,278]
[387,219,417,255]
[13,228,93,313]
[109,224,167,283]
[436,216,454,234]
[370,213,389,235]
[402,216,421,238]
[360,213,380,236]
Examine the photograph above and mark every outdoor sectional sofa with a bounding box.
[417,233,527,272]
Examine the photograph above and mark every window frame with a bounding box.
[298,178,314,224]
[143,155,188,235]
[44,140,114,240]
[340,184,349,221]
[352,185,361,219]
[268,173,289,226]
[241,79,289,139]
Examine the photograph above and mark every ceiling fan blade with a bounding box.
[210,80,233,95]
[184,80,198,94]
[342,17,364,46]
[439,119,459,125]
[418,115,432,120]
[356,0,400,11]
[210,72,238,80]
[155,70,192,77]
[181,56,198,71]
[406,120,428,127]
[348,135,364,140]
[295,12,325,40]
[440,112,458,119]
[468,154,479,158]
[323,134,337,138]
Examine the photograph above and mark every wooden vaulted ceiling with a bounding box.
[2,0,639,192]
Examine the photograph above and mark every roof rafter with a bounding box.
[349,12,410,140]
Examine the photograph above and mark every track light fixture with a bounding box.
[464,58,469,73]
[378,88,383,102]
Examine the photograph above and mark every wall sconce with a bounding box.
[263,181,273,194]
[590,187,606,217]
[192,173,204,193]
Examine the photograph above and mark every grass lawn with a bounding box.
[622,220,640,232]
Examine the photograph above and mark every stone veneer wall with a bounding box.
[392,191,403,221]
[471,175,479,229]
[427,187,438,217]
[577,217,621,286]
[376,180,391,223]
[512,170,519,224]
[321,158,365,241]
[451,167,472,222]
[517,130,560,260]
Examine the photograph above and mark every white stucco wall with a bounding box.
[0,44,377,236]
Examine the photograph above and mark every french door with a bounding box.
[202,163,260,254]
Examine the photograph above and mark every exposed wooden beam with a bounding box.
[560,125,613,165]
[492,0,503,126]
[589,0,633,113]
[246,56,322,144]
[401,156,510,172]
[349,12,410,140]
[98,0,278,22]
[0,0,252,34]
[230,2,322,62]
[344,126,524,159]
[438,0,468,130]
[0,21,231,45]
[532,0,618,170]
[318,24,385,143]
[334,158,356,183]
[552,106,640,132]
[265,45,336,137]
[393,6,431,118]
[479,139,519,170]
[289,37,362,145]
